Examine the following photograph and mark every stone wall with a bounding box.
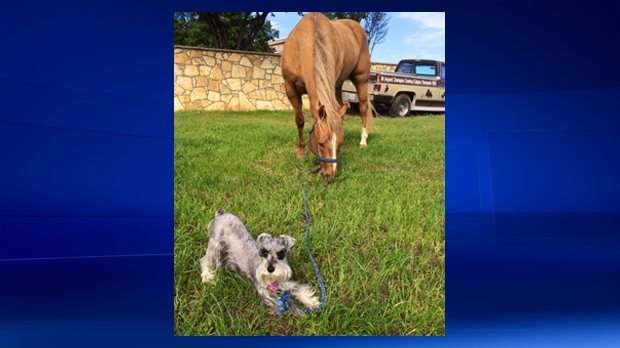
[174,46,289,111]
[174,46,397,112]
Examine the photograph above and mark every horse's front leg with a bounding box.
[285,83,306,157]
[295,113,306,158]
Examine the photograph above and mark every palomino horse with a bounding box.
[281,12,372,181]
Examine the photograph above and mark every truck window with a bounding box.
[396,61,440,76]
[441,64,445,79]
[415,64,436,76]
[396,62,415,74]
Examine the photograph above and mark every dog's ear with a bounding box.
[279,235,295,250]
[256,233,272,244]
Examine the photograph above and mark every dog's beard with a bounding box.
[255,261,292,287]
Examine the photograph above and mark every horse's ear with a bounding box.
[318,104,327,120]
[338,104,347,119]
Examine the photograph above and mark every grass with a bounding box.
[174,109,445,336]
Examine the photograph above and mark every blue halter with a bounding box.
[309,123,340,164]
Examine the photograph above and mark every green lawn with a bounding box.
[174,110,445,336]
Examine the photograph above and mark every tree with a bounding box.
[174,12,209,48]
[363,12,389,57]
[174,12,279,52]
[297,12,389,58]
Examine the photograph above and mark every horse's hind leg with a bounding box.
[285,82,306,158]
[352,77,371,147]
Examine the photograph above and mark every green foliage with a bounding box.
[319,12,369,22]
[174,110,445,336]
[174,13,209,48]
[174,12,279,52]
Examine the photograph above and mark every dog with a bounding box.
[200,207,320,315]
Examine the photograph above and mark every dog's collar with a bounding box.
[267,283,292,316]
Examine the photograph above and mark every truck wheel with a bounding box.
[390,94,411,117]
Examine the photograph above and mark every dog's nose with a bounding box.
[267,265,275,273]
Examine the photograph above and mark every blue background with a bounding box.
[1,1,619,347]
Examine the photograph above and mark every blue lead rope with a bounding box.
[276,170,327,316]
[276,125,334,316]
[296,170,327,314]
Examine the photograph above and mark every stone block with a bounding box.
[238,92,254,110]
[184,65,199,76]
[176,76,193,91]
[221,60,232,72]
[174,82,185,96]
[231,64,246,78]
[239,56,253,67]
[199,65,212,76]
[195,76,208,87]
[227,78,242,91]
[174,64,183,76]
[260,59,275,69]
[204,56,216,66]
[189,87,207,102]
[256,100,274,110]
[229,53,241,62]
[242,82,257,95]
[253,66,265,79]
[174,97,184,111]
[210,66,224,80]
[206,101,226,110]
[174,53,190,65]
[208,79,220,91]
[207,91,221,102]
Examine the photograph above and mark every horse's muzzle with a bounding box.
[319,170,336,183]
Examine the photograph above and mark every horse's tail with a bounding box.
[313,13,342,131]
[366,94,375,131]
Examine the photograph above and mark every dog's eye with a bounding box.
[259,249,268,258]
[277,251,286,260]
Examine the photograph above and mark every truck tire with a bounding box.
[389,94,411,117]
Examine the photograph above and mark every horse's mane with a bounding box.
[313,13,343,134]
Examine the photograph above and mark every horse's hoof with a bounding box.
[359,144,367,148]
[296,153,306,159]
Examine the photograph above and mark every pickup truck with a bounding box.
[342,59,445,116]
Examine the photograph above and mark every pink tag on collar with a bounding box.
[266,283,277,292]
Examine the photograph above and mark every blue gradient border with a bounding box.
[2,1,620,347]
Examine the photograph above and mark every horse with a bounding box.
[281,12,373,181]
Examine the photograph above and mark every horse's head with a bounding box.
[310,104,347,181]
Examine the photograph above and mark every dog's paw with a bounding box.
[200,271,215,283]
[294,285,320,309]
[301,295,321,309]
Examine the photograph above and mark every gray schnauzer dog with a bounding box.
[200,207,320,315]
